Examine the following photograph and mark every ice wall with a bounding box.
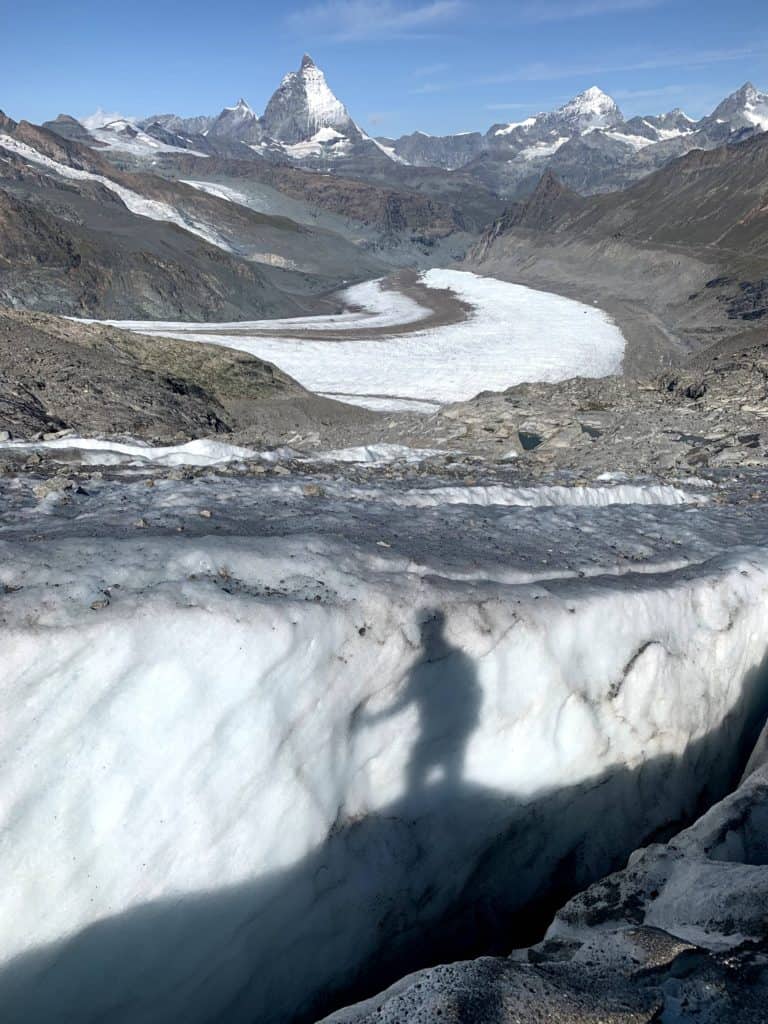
[1,536,768,1022]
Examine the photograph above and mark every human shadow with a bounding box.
[353,609,482,791]
[0,621,767,1024]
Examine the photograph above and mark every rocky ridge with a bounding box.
[0,307,378,444]
[322,756,768,1024]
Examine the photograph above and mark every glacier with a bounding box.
[102,270,626,410]
[1,459,768,1023]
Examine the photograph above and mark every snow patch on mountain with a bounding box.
[517,136,569,160]
[0,135,227,249]
[494,117,537,137]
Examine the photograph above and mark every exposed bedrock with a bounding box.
[2,542,768,1022]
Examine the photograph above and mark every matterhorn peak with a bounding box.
[262,53,356,144]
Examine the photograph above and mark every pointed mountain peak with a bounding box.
[550,86,622,130]
[582,85,612,101]
[709,82,768,130]
[262,54,356,144]
[220,97,257,119]
[568,86,619,112]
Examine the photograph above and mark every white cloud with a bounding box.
[520,0,666,21]
[409,81,451,94]
[482,44,768,82]
[286,0,464,43]
[485,102,534,111]
[412,61,450,78]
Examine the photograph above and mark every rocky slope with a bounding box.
[468,132,768,370]
[399,325,768,476]
[0,308,375,442]
[0,308,288,439]
[0,111,392,317]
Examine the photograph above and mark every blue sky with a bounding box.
[1,0,767,136]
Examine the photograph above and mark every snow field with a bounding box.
[1,535,768,1022]
[105,270,626,409]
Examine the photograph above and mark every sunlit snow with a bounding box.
[104,270,625,409]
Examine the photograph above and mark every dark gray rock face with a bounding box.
[261,54,358,146]
[206,98,264,145]
[40,114,99,147]
[377,130,484,170]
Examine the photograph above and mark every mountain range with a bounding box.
[39,58,768,201]
[2,54,767,340]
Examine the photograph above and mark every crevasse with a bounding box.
[1,537,768,1023]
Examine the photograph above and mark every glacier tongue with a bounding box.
[2,520,768,1023]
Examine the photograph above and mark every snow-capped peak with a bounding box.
[709,81,768,132]
[81,108,136,131]
[224,98,256,118]
[262,54,356,145]
[557,86,622,127]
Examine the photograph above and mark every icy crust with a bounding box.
[549,758,768,954]
[353,482,708,508]
[0,437,257,466]
[107,270,625,410]
[2,532,768,1022]
[0,437,446,468]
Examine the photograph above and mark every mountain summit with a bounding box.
[207,95,262,144]
[261,54,357,145]
[548,87,623,131]
[708,81,768,131]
